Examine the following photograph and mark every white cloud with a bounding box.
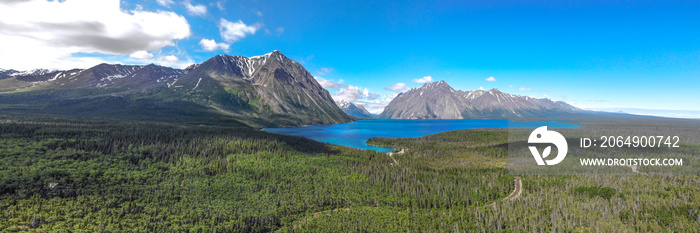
[316,79,385,111]
[479,86,484,90]
[412,76,433,83]
[314,76,341,89]
[316,79,396,114]
[255,11,263,17]
[164,55,179,63]
[508,85,514,88]
[486,76,496,82]
[156,0,175,7]
[332,85,364,102]
[0,0,190,70]
[184,1,207,17]
[519,87,532,91]
[159,54,194,68]
[385,83,408,92]
[356,93,399,114]
[331,85,386,113]
[219,19,260,43]
[361,88,380,100]
[215,1,226,10]
[199,38,229,51]
[130,51,153,60]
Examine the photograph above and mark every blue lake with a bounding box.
[263,119,580,152]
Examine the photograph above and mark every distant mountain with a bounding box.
[379,81,469,119]
[336,100,374,118]
[379,80,581,119]
[593,108,700,119]
[0,51,353,127]
[0,69,19,80]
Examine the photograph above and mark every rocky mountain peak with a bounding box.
[336,99,373,118]
[336,99,352,108]
[381,80,581,119]
[421,80,451,89]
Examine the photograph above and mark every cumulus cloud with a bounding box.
[314,76,342,89]
[385,83,409,92]
[355,93,399,114]
[184,1,207,17]
[199,38,229,51]
[219,19,260,43]
[332,85,364,102]
[331,85,386,113]
[314,76,386,112]
[519,87,532,91]
[412,76,433,83]
[486,76,496,82]
[163,55,179,63]
[314,78,397,114]
[153,54,193,69]
[316,78,385,111]
[0,0,191,70]
[130,51,154,60]
[479,86,484,90]
[363,88,380,100]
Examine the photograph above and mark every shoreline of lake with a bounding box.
[264,119,581,153]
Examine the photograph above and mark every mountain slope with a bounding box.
[164,51,352,126]
[336,100,374,118]
[380,81,581,119]
[379,81,471,119]
[0,51,352,127]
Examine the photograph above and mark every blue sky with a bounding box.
[0,0,698,115]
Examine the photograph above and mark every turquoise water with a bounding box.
[264,119,580,153]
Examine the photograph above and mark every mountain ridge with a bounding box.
[0,51,353,127]
[379,80,582,119]
[336,100,374,118]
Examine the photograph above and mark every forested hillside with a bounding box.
[0,115,698,232]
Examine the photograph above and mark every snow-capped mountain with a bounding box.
[379,81,469,119]
[379,80,581,119]
[336,100,374,118]
[0,68,52,80]
[171,50,351,126]
[0,51,351,127]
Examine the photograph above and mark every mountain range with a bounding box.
[1,52,602,126]
[336,100,374,118]
[0,51,352,127]
[379,80,581,119]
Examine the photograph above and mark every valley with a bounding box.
[0,115,697,232]
[1,52,697,232]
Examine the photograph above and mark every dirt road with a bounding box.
[386,148,404,165]
[506,177,522,200]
